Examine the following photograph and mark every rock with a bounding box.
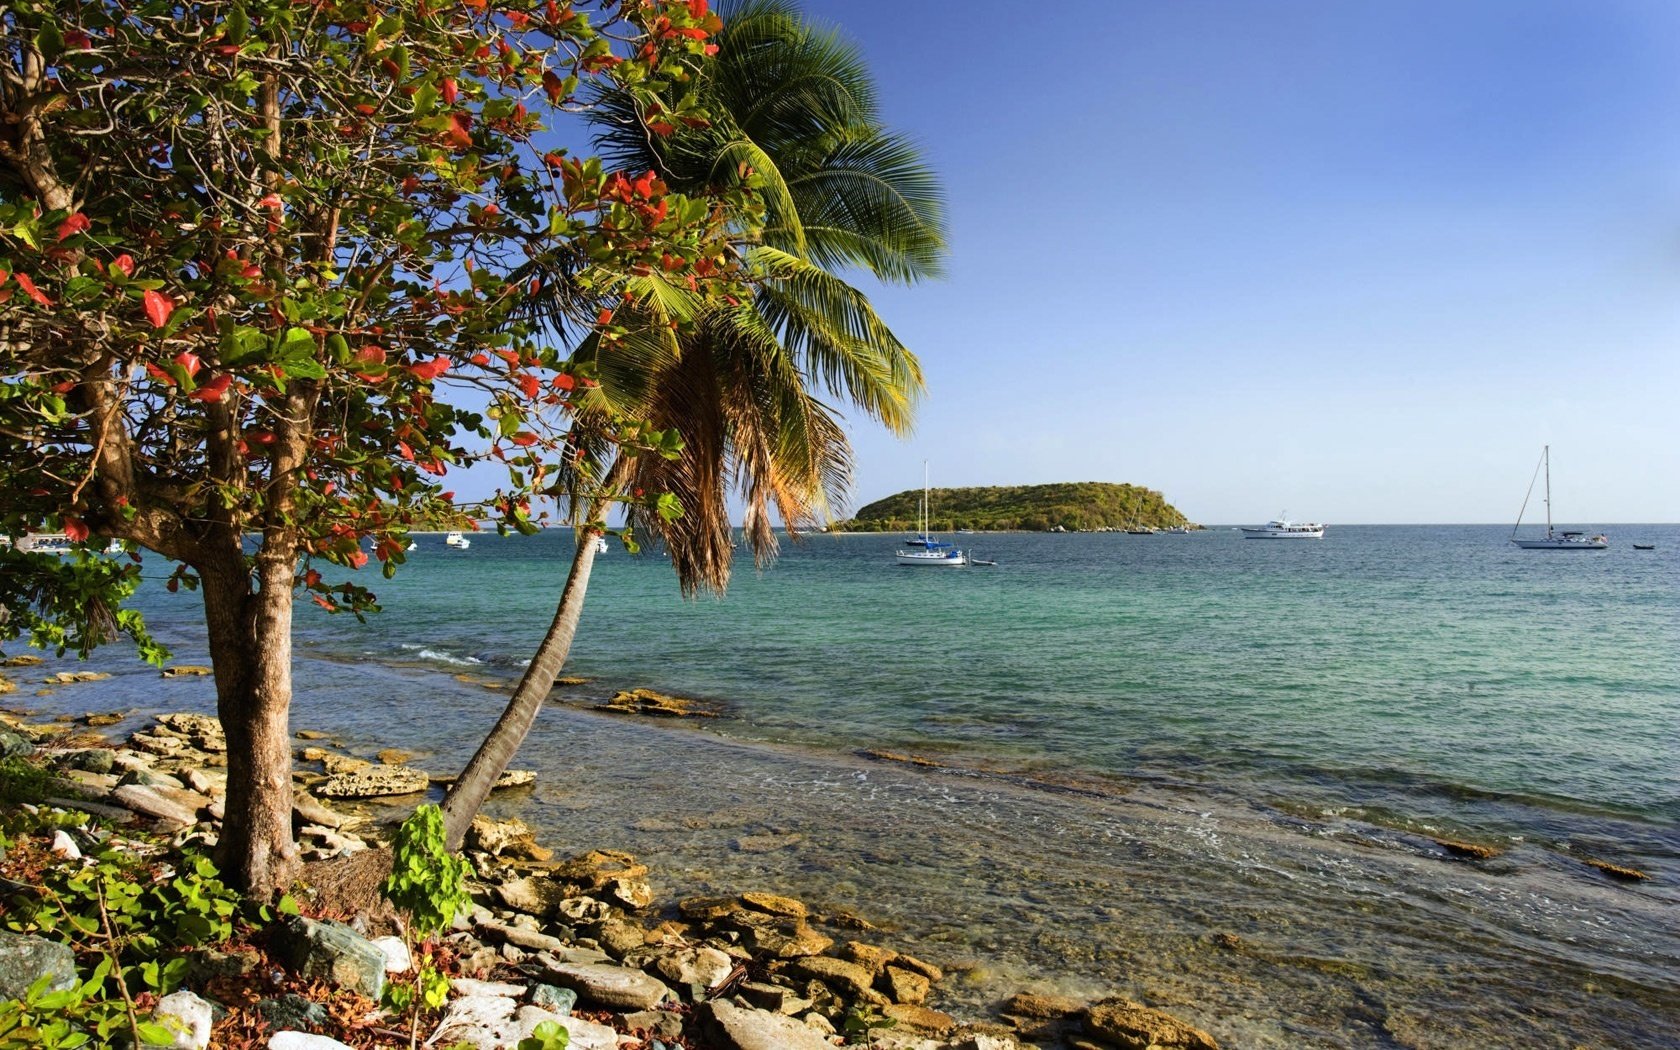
[256,993,327,1031]
[50,830,81,860]
[552,849,648,892]
[370,935,412,974]
[545,1012,621,1050]
[129,732,185,757]
[882,964,931,1004]
[595,687,719,718]
[740,891,806,919]
[1084,997,1219,1050]
[494,876,569,918]
[149,990,213,1049]
[80,711,125,727]
[295,730,332,740]
[883,1003,957,1036]
[702,999,835,1050]
[315,764,428,798]
[961,1034,1026,1050]
[1584,858,1650,881]
[492,769,537,790]
[653,945,735,992]
[268,1033,355,1049]
[375,748,411,765]
[723,909,832,959]
[452,978,529,998]
[45,795,135,823]
[0,655,44,667]
[0,730,33,759]
[738,981,812,1015]
[678,895,742,922]
[894,953,945,983]
[270,915,386,999]
[0,930,77,998]
[597,919,647,959]
[1001,992,1083,1019]
[555,896,612,924]
[1434,838,1501,861]
[56,747,117,774]
[792,956,876,999]
[466,815,552,861]
[529,984,577,1014]
[291,790,348,829]
[476,920,567,955]
[840,941,898,973]
[319,754,371,776]
[433,996,600,1049]
[113,784,199,826]
[161,665,213,678]
[623,1008,685,1041]
[540,961,672,1010]
[44,671,111,684]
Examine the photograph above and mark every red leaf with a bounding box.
[56,212,91,241]
[510,432,538,447]
[348,550,369,569]
[441,78,459,104]
[407,355,450,381]
[189,373,232,402]
[143,289,175,328]
[258,193,283,209]
[596,307,614,326]
[111,254,135,278]
[62,517,90,543]
[14,272,53,307]
[688,0,709,17]
[173,351,201,378]
[553,373,576,392]
[518,373,540,400]
[397,440,414,460]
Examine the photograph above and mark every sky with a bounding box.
[779,0,1680,524]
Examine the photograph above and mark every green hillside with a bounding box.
[839,482,1192,533]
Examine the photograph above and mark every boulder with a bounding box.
[882,1003,956,1036]
[466,815,552,861]
[540,961,671,1010]
[161,665,213,678]
[494,876,569,919]
[56,748,117,774]
[792,956,876,999]
[154,713,225,751]
[740,891,806,919]
[0,930,77,999]
[270,915,386,999]
[652,945,735,992]
[882,965,931,1005]
[148,990,213,1049]
[701,999,835,1050]
[595,687,719,718]
[370,936,412,974]
[1084,997,1219,1050]
[0,730,33,759]
[112,784,199,826]
[315,764,428,799]
[723,908,832,958]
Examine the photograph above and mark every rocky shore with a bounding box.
[0,693,1223,1050]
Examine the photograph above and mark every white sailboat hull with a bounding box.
[895,549,967,566]
[1511,536,1607,550]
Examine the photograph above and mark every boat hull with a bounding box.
[1511,538,1607,550]
[895,550,967,567]
[1241,528,1324,539]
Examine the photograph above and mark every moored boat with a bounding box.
[445,530,472,549]
[895,463,966,567]
[1509,447,1606,550]
[1241,516,1325,539]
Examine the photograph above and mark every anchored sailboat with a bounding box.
[1510,446,1607,550]
[895,463,966,567]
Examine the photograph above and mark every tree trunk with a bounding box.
[200,544,300,897]
[440,529,600,850]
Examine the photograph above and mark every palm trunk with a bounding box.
[200,544,301,896]
[440,527,601,850]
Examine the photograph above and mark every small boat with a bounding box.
[1509,447,1606,550]
[1126,527,1155,535]
[1633,544,1655,551]
[594,536,609,554]
[969,556,998,566]
[445,531,471,549]
[896,463,966,567]
[19,533,74,555]
[406,541,418,551]
[1241,516,1325,539]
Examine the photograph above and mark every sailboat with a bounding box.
[1510,446,1607,550]
[895,463,966,567]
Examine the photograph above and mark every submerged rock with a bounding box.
[595,687,719,718]
[1584,858,1650,881]
[1084,996,1219,1050]
[161,665,213,678]
[1434,838,1501,860]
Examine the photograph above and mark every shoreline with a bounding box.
[5,648,1678,1047]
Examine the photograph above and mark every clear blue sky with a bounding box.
[791,0,1680,524]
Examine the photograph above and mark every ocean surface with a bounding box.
[8,525,1679,1047]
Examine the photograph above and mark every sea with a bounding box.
[8,525,1679,1048]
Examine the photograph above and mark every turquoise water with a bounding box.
[10,525,1679,1046]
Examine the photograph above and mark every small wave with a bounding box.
[396,642,484,667]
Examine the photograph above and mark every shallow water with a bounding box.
[9,525,1679,1047]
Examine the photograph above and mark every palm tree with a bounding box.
[438,0,946,848]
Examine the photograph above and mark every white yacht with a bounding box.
[445,531,471,549]
[1510,446,1606,550]
[896,463,967,567]
[1241,516,1325,539]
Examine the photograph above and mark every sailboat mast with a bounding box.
[1543,444,1552,538]
[921,460,929,538]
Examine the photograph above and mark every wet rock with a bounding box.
[1584,858,1650,881]
[734,831,803,854]
[595,687,719,718]
[792,956,876,999]
[840,941,898,973]
[295,730,332,740]
[740,891,806,919]
[0,930,77,998]
[724,909,832,958]
[883,964,931,1004]
[149,990,213,1049]
[316,764,428,799]
[270,915,386,999]
[883,1003,957,1036]
[1001,991,1083,1019]
[490,769,536,790]
[466,815,552,861]
[80,711,126,727]
[1084,997,1218,1050]
[375,748,411,765]
[552,848,648,891]
[113,784,199,826]
[319,754,370,776]
[44,671,111,685]
[1434,838,1501,861]
[702,999,834,1050]
[678,895,742,922]
[0,655,44,667]
[539,960,671,1010]
[161,665,213,678]
[893,953,945,983]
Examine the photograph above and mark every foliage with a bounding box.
[0,755,57,807]
[518,1019,571,1050]
[841,482,1192,533]
[0,840,243,1049]
[381,804,482,1046]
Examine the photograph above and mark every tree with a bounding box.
[0,0,729,894]
[439,0,945,846]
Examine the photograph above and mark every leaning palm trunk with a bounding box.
[439,521,601,849]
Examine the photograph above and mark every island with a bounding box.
[837,481,1195,533]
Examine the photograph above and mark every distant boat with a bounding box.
[18,533,74,555]
[594,536,609,554]
[445,531,471,549]
[1632,544,1654,551]
[1510,446,1606,550]
[1241,516,1325,539]
[896,463,967,567]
